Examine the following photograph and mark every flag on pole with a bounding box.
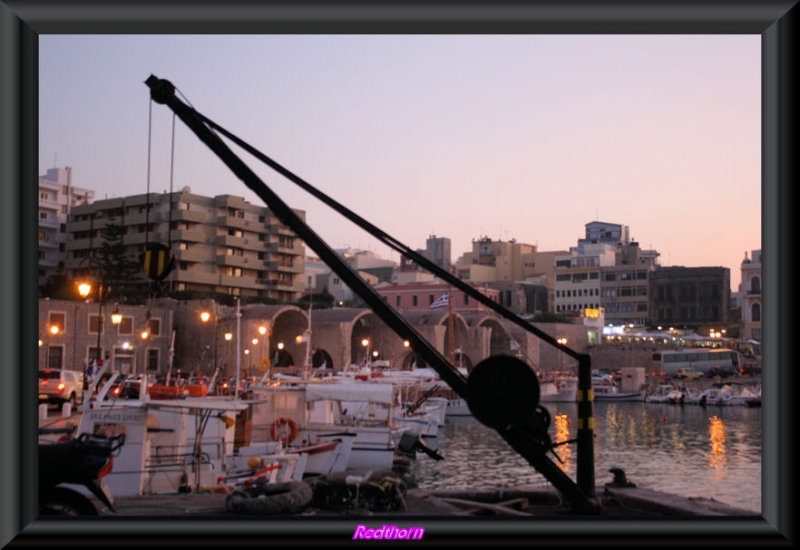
[429,292,449,309]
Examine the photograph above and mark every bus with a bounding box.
[650,348,741,378]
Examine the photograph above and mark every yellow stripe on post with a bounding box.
[588,389,594,402]
[157,251,165,275]
[143,251,151,274]
[577,417,594,431]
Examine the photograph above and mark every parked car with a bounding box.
[38,369,85,409]
[676,369,704,381]
[739,363,762,376]
[105,375,143,400]
[707,365,737,379]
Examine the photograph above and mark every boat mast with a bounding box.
[303,289,312,373]
[447,260,455,364]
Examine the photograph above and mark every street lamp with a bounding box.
[361,338,370,366]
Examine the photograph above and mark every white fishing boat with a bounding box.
[645,384,685,404]
[538,374,579,403]
[73,383,251,497]
[592,379,647,402]
[246,380,399,472]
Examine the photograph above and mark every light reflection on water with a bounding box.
[405,402,761,513]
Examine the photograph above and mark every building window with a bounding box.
[750,276,761,294]
[148,318,161,336]
[412,295,418,306]
[117,317,133,335]
[48,312,66,333]
[47,345,64,369]
[428,294,434,305]
[751,302,761,322]
[147,349,160,371]
[396,296,401,307]
[89,314,103,334]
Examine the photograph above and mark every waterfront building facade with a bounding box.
[65,189,307,302]
[647,266,731,330]
[39,298,173,375]
[598,241,659,327]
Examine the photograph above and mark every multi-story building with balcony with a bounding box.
[599,241,660,327]
[65,188,307,302]
[555,221,660,325]
[740,249,762,344]
[456,236,538,283]
[38,167,95,287]
[553,241,616,317]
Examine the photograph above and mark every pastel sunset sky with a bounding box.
[39,34,760,290]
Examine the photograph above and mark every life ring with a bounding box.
[270,417,298,444]
[225,481,313,515]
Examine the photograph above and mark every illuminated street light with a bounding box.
[78,283,91,300]
[111,306,122,326]
[199,304,221,375]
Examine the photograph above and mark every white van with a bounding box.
[38,369,85,409]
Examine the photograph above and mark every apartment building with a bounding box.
[553,241,616,317]
[38,167,95,287]
[554,222,660,325]
[599,241,659,326]
[65,188,306,301]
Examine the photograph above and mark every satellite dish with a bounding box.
[181,185,191,193]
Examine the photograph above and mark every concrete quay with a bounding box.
[104,483,757,518]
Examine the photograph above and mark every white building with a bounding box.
[38,167,95,288]
[553,242,617,316]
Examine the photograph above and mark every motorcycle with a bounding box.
[39,432,125,516]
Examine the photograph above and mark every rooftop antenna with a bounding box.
[53,153,57,168]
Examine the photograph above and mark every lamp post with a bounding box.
[557,337,568,371]
[76,280,103,388]
[200,302,219,375]
[361,338,370,367]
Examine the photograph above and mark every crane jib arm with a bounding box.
[144,75,600,514]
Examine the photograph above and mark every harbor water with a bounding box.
[404,401,761,514]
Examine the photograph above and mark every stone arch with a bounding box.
[475,316,513,358]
